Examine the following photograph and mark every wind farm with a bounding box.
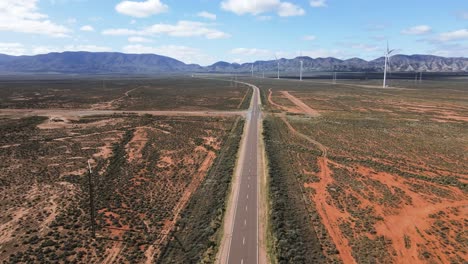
[0,0,467,264]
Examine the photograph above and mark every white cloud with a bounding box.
[102,28,139,36]
[278,2,305,17]
[0,0,70,37]
[435,29,468,42]
[31,46,56,54]
[310,0,327,7]
[429,43,468,57]
[221,0,304,17]
[371,35,386,41]
[128,36,152,43]
[257,15,272,21]
[350,43,379,52]
[302,49,349,59]
[103,20,230,39]
[67,18,77,24]
[80,25,94,32]
[115,0,168,18]
[303,35,316,41]
[32,45,112,54]
[64,45,112,52]
[0,43,26,56]
[401,25,432,35]
[230,48,271,56]
[197,11,216,20]
[122,44,214,65]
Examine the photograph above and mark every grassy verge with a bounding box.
[260,120,277,264]
[263,117,326,264]
[159,117,245,263]
[238,85,253,110]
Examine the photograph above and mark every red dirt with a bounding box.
[280,91,321,117]
[356,167,467,263]
[126,127,148,162]
[268,89,301,113]
[305,157,356,264]
[280,116,356,263]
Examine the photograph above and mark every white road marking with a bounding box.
[243,237,245,245]
[244,219,247,226]
[245,205,248,211]
[248,184,250,188]
[247,194,249,199]
[241,259,244,264]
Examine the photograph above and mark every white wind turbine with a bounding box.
[383,41,395,88]
[275,55,280,79]
[299,52,303,81]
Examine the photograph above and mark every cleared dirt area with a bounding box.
[281,91,320,117]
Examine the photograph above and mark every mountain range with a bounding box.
[0,52,467,74]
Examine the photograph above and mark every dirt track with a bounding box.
[280,91,320,117]
[280,115,355,263]
[0,108,246,119]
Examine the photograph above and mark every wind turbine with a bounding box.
[299,52,303,81]
[251,63,254,77]
[275,55,280,79]
[383,41,395,88]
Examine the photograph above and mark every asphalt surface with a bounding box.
[227,84,261,264]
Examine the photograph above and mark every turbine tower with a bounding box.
[299,53,303,81]
[383,41,395,88]
[251,63,254,77]
[275,55,280,79]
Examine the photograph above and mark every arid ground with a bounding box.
[257,77,467,264]
[0,77,250,263]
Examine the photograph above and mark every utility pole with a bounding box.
[87,160,96,238]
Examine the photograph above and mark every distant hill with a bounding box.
[211,55,468,73]
[0,52,202,74]
[0,52,466,74]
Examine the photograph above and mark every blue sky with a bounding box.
[0,0,467,65]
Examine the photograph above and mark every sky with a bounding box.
[0,0,467,66]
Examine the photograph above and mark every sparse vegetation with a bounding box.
[0,77,247,263]
[160,118,244,263]
[253,77,467,263]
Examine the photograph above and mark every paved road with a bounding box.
[226,82,261,264]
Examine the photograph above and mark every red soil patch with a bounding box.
[280,91,321,117]
[304,157,356,264]
[126,127,148,162]
[280,116,356,263]
[354,167,467,263]
[268,89,301,114]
